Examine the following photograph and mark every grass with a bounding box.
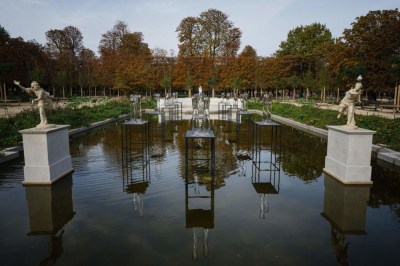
[0,97,131,149]
[269,102,400,151]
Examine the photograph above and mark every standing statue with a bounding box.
[262,93,272,123]
[130,94,142,121]
[14,80,54,128]
[337,75,363,129]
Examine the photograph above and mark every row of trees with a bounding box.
[0,8,399,100]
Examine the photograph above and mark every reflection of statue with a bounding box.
[262,93,272,123]
[130,94,141,121]
[337,76,363,129]
[133,193,144,217]
[240,93,248,111]
[154,93,161,112]
[39,230,64,266]
[330,227,350,266]
[259,194,269,219]
[14,80,54,128]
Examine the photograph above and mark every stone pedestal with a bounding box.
[19,125,73,185]
[324,125,375,184]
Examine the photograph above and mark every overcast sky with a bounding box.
[1,0,398,56]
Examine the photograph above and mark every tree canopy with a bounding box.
[0,8,399,99]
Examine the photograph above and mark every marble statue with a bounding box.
[337,75,363,129]
[14,80,54,128]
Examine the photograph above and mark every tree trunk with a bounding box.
[3,83,7,101]
[306,88,309,100]
[293,88,296,101]
[336,87,339,102]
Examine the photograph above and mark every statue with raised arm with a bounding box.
[337,75,363,129]
[14,80,54,128]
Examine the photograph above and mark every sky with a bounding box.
[1,0,398,57]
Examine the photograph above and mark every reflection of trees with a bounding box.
[279,127,326,183]
[369,160,400,224]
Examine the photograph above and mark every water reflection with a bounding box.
[1,118,400,265]
[185,172,215,261]
[280,127,326,183]
[251,162,280,219]
[321,174,370,265]
[25,174,75,265]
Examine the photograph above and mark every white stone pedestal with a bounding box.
[323,125,375,184]
[19,125,73,185]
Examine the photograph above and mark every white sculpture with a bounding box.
[14,80,54,128]
[337,75,363,129]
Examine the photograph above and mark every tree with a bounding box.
[114,32,152,92]
[276,23,333,57]
[236,45,258,93]
[343,9,400,91]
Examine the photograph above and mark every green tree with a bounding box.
[276,23,333,57]
[343,9,400,91]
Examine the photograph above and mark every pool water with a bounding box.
[0,119,399,266]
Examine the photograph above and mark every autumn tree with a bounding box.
[176,9,242,94]
[235,45,258,94]
[45,25,84,95]
[114,32,152,93]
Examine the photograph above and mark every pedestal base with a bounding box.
[323,125,375,184]
[19,125,73,185]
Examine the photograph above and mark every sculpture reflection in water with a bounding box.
[122,159,150,217]
[25,174,75,265]
[185,172,215,261]
[321,174,370,265]
[121,131,150,217]
[251,118,281,219]
[251,156,281,219]
[184,112,215,260]
[121,106,151,217]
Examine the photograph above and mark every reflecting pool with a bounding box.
[0,119,399,265]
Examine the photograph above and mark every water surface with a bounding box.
[0,119,399,266]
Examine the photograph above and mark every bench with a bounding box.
[356,100,378,111]
[379,105,400,113]
[0,99,21,106]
